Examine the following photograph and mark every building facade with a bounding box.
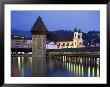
[46,41,57,49]
[11,35,32,48]
[11,28,84,50]
[11,35,58,49]
[56,28,84,49]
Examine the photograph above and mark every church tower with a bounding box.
[31,16,47,58]
[73,28,83,48]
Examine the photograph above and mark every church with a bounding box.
[56,28,84,49]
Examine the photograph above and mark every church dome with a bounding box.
[74,28,78,32]
[78,29,81,33]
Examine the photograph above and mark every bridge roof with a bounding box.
[11,47,100,52]
[47,47,100,52]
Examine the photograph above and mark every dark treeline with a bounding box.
[47,30,100,45]
[11,29,100,45]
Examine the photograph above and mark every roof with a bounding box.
[56,37,73,42]
[74,28,81,33]
[11,35,25,40]
[31,16,48,35]
[47,47,100,52]
[57,40,73,42]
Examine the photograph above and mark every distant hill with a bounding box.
[11,29,31,37]
[47,30,73,42]
[47,30,100,45]
[11,29,100,45]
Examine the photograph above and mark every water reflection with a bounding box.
[11,56,100,77]
[32,57,47,77]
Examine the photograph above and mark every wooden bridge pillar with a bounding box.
[96,58,100,66]
[64,56,65,61]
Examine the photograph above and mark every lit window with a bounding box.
[75,42,76,45]
[75,34,76,37]
[70,43,73,46]
[80,42,82,45]
[57,43,60,46]
[78,35,80,38]
[62,43,65,46]
[66,43,69,46]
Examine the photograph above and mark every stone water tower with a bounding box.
[31,16,47,58]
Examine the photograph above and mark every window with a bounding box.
[75,34,76,37]
[23,40,26,43]
[43,39,45,43]
[70,43,73,46]
[80,42,82,45]
[75,42,76,45]
[62,43,65,46]
[43,44,45,47]
[78,35,80,38]
[38,35,40,38]
[66,43,69,46]
[57,43,60,46]
[16,43,20,45]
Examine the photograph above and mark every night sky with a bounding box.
[11,10,100,33]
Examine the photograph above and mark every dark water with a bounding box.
[11,56,100,77]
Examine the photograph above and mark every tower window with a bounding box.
[75,42,76,45]
[80,42,82,45]
[78,35,80,38]
[75,34,76,38]
[43,44,45,47]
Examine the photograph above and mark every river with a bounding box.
[11,55,100,77]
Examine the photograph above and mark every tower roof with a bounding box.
[31,16,48,35]
[74,28,78,32]
[78,29,81,33]
[74,28,82,33]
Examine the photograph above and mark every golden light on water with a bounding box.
[88,65,90,77]
[92,67,94,77]
[81,65,84,77]
[69,62,71,71]
[70,63,73,72]
[29,57,32,65]
[74,63,76,76]
[13,56,100,77]
[76,64,78,76]
[97,65,100,77]
[21,57,24,76]
[78,63,81,76]
[18,57,21,72]
[66,61,68,70]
